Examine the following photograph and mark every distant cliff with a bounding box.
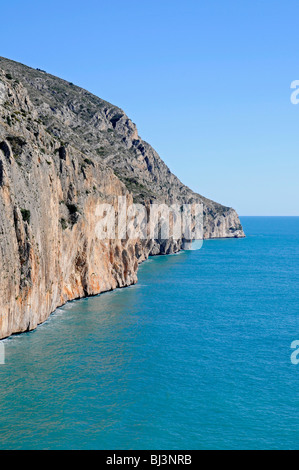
[0,57,244,339]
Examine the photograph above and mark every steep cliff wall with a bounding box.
[0,57,244,339]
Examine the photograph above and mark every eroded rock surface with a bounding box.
[0,57,244,339]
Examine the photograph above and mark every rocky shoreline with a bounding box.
[0,57,244,339]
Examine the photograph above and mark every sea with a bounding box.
[0,216,298,450]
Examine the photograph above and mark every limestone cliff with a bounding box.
[0,57,244,339]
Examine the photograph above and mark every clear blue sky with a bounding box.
[1,0,298,215]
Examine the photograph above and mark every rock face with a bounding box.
[0,57,244,339]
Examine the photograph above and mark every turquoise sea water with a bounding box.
[0,217,298,450]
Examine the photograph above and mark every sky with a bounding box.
[1,0,298,215]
